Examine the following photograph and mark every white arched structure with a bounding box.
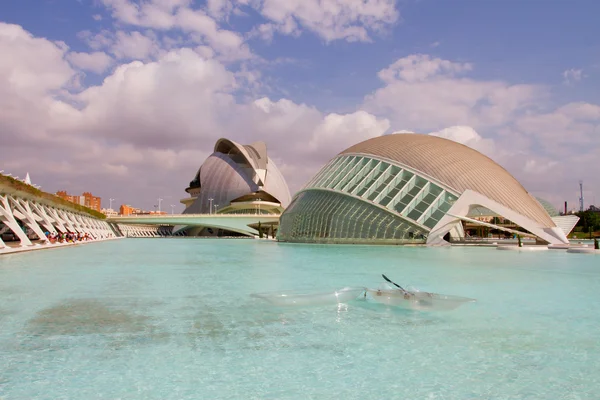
[177,138,291,236]
[278,133,569,246]
[427,190,568,245]
[0,190,117,249]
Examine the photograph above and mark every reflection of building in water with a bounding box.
[177,138,291,237]
[278,133,573,246]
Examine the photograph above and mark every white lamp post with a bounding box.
[214,204,218,214]
[208,198,214,214]
[157,198,163,213]
[109,198,115,210]
[170,204,175,215]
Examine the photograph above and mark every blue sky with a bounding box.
[1,0,598,210]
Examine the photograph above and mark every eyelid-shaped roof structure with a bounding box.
[278,133,569,245]
[340,134,554,228]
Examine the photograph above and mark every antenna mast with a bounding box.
[579,180,584,212]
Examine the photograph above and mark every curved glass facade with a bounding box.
[278,155,459,244]
[278,190,428,244]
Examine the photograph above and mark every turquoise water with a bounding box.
[1,239,599,399]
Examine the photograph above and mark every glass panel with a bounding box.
[332,156,363,190]
[345,159,378,194]
[320,156,354,188]
[357,162,388,198]
[277,190,426,244]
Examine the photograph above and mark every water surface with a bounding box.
[1,239,598,399]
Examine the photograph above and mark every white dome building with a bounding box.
[278,133,570,245]
[178,138,291,236]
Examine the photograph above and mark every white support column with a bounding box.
[57,210,78,232]
[68,212,85,233]
[45,207,69,233]
[9,196,49,243]
[29,203,58,234]
[0,195,32,247]
[89,217,103,239]
[427,189,569,246]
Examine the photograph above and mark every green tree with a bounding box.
[576,210,600,238]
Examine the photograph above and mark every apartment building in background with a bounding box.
[56,191,101,212]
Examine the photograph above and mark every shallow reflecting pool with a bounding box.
[1,239,599,399]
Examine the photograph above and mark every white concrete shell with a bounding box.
[182,138,291,216]
[279,133,568,245]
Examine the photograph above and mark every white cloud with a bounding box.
[67,51,113,73]
[523,159,558,174]
[515,101,600,156]
[176,8,252,60]
[1,23,390,203]
[0,23,74,95]
[92,14,103,21]
[563,68,583,84]
[310,111,390,152]
[110,30,161,60]
[364,54,542,131]
[377,54,472,83]
[0,22,79,147]
[78,29,114,50]
[1,23,598,212]
[249,0,399,42]
[427,126,495,156]
[98,0,251,61]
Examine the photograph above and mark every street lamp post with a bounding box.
[214,204,218,214]
[170,204,175,215]
[208,198,214,214]
[157,198,163,213]
[109,198,115,210]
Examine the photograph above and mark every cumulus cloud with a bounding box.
[362,53,599,208]
[98,0,251,61]
[249,0,399,42]
[427,126,496,156]
[1,21,598,212]
[377,54,472,83]
[110,30,161,60]
[364,54,543,132]
[0,23,389,207]
[67,51,113,73]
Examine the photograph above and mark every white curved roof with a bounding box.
[213,138,291,207]
[341,133,555,227]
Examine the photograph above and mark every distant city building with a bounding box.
[278,133,572,246]
[101,208,118,217]
[119,204,141,216]
[56,191,101,212]
[177,138,291,236]
[119,204,166,216]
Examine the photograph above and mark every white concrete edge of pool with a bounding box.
[0,237,124,256]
